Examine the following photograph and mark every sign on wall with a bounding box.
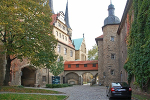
[52,76,60,84]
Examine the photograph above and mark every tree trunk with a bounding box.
[3,55,11,86]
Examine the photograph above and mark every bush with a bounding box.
[17,85,24,88]
[46,84,73,88]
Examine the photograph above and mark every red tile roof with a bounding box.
[64,60,98,64]
[96,35,103,39]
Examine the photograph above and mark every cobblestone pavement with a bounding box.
[45,85,109,100]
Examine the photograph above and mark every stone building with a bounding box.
[0,0,77,87]
[72,34,87,61]
[95,2,121,86]
[95,1,131,86]
[50,0,75,61]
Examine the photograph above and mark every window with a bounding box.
[68,64,71,68]
[70,50,73,57]
[84,64,87,67]
[76,64,79,68]
[63,26,65,30]
[42,76,46,82]
[111,54,115,59]
[56,31,58,36]
[64,48,67,55]
[93,64,96,67]
[62,35,64,39]
[111,70,115,75]
[59,33,61,38]
[65,36,67,41]
[111,36,115,41]
[57,45,61,53]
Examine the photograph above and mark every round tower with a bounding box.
[102,1,120,86]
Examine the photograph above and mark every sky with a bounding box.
[53,0,127,51]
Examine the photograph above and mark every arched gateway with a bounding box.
[21,66,37,87]
[64,60,98,85]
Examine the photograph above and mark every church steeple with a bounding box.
[49,0,55,14]
[65,0,71,29]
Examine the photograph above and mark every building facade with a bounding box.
[64,60,98,85]
[96,2,121,86]
[0,0,76,87]
[72,35,87,61]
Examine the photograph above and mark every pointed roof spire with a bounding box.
[65,0,71,29]
[110,0,112,4]
[49,0,55,14]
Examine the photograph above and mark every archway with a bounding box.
[82,73,93,85]
[21,66,36,87]
[65,72,79,85]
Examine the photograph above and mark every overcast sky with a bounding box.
[53,0,127,51]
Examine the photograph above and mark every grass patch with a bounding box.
[0,94,67,100]
[0,86,61,94]
[132,93,150,100]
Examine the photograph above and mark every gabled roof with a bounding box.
[96,35,103,39]
[95,35,103,45]
[72,38,83,50]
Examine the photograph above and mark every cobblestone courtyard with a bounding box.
[47,85,109,100]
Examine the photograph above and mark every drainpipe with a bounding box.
[48,69,49,84]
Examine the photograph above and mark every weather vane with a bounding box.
[110,0,112,4]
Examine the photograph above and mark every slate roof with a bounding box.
[65,0,71,29]
[49,0,55,14]
[104,3,120,26]
[72,38,84,50]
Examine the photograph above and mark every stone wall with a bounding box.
[0,42,5,86]
[118,18,128,82]
[102,24,120,86]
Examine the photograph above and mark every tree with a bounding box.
[88,44,98,60]
[0,0,57,85]
[48,56,64,76]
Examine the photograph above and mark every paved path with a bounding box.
[39,85,109,100]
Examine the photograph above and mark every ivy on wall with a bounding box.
[124,0,150,90]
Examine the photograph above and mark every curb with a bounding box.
[63,95,69,100]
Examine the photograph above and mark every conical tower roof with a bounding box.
[104,1,120,26]
[65,0,71,29]
[49,0,55,14]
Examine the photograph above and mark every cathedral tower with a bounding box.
[65,0,72,39]
[49,0,55,14]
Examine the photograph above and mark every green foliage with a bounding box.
[88,44,98,60]
[124,0,150,90]
[48,56,64,76]
[46,84,73,88]
[17,85,24,88]
[0,0,58,66]
[0,0,58,85]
